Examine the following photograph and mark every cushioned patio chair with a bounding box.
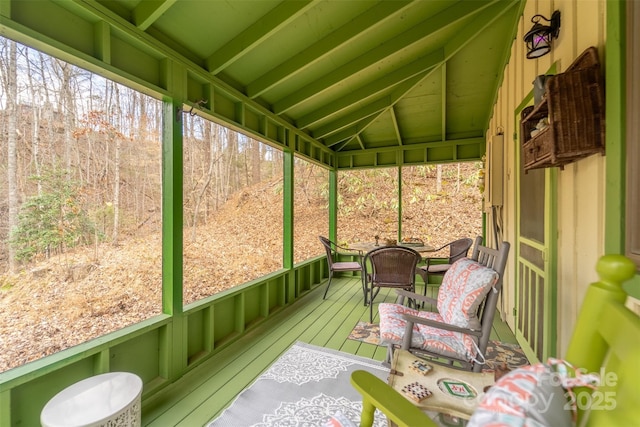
[379,241,510,372]
[416,237,475,291]
[319,236,366,303]
[363,246,422,323]
[351,254,640,427]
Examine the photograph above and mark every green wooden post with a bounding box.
[283,150,295,301]
[283,150,294,270]
[604,0,626,256]
[602,0,640,300]
[544,166,558,359]
[329,169,338,242]
[161,59,186,378]
[162,96,184,316]
[565,255,635,370]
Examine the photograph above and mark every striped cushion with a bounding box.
[468,358,598,427]
[378,303,478,361]
[437,258,499,330]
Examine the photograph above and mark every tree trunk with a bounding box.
[25,49,43,196]
[6,40,19,272]
[228,130,239,193]
[111,83,122,245]
[251,138,261,184]
[191,124,216,242]
[40,52,56,166]
[59,60,75,173]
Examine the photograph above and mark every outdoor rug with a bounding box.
[348,321,530,371]
[208,341,390,427]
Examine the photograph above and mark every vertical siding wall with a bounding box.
[487,0,606,356]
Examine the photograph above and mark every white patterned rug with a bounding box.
[208,342,389,427]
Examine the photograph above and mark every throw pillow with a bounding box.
[322,411,357,427]
[436,258,499,329]
[468,358,600,427]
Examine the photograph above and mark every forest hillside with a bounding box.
[0,37,483,374]
[0,164,483,372]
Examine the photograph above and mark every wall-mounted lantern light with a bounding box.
[524,11,561,59]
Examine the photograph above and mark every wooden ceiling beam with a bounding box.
[246,0,414,99]
[132,0,177,31]
[205,0,316,75]
[272,0,495,115]
[297,50,442,130]
[338,0,517,149]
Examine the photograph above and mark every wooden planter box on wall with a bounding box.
[520,47,605,172]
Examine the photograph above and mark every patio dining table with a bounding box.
[347,241,436,255]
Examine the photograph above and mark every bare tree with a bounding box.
[4,40,18,272]
[39,52,56,167]
[24,49,43,196]
[191,122,217,242]
[56,60,75,172]
[251,137,261,185]
[110,82,122,245]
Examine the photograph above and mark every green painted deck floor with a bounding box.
[141,278,517,426]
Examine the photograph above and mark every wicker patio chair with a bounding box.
[364,246,422,322]
[319,236,366,304]
[416,237,475,291]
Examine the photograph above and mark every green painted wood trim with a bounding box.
[565,255,635,405]
[350,370,436,427]
[602,0,640,300]
[161,61,184,316]
[1,258,325,426]
[0,389,9,427]
[329,169,337,241]
[604,0,626,255]
[260,283,270,318]
[0,314,171,389]
[235,294,245,335]
[335,137,485,169]
[93,350,109,373]
[513,76,559,360]
[204,306,214,353]
[154,326,171,389]
[0,0,10,17]
[161,60,187,379]
[544,166,558,358]
[482,211,486,242]
[397,166,402,240]
[283,150,294,269]
[161,98,183,315]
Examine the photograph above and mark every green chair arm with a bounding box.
[350,370,437,427]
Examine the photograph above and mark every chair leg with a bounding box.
[422,271,429,297]
[323,273,334,299]
[368,287,380,322]
[370,298,374,323]
[362,278,368,306]
[384,343,395,365]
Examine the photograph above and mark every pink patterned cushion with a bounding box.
[468,358,598,427]
[378,303,478,361]
[436,258,499,330]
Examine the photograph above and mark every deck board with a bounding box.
[142,277,518,426]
